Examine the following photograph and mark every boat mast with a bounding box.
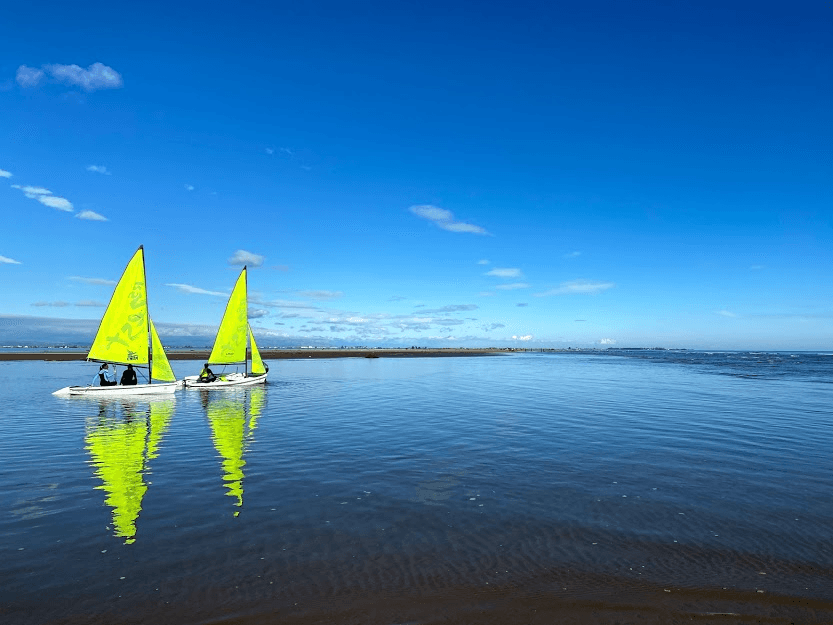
[141,245,152,385]
[244,265,249,378]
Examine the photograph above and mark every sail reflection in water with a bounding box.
[204,387,265,516]
[84,397,175,543]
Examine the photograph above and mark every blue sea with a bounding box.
[1,351,832,624]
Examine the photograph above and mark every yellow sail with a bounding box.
[207,398,247,513]
[248,386,265,432]
[208,268,248,365]
[150,319,176,382]
[146,398,175,460]
[249,325,266,375]
[86,405,148,544]
[87,247,149,366]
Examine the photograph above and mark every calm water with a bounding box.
[2,352,832,623]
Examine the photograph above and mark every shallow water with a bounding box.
[2,352,832,623]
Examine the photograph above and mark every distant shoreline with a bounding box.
[0,348,512,361]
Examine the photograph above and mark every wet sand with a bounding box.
[31,571,833,625]
[0,348,503,361]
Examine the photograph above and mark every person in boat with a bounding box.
[120,364,138,386]
[93,363,117,387]
[198,363,217,383]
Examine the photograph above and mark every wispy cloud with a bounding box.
[564,251,581,258]
[749,265,765,270]
[599,338,616,345]
[0,169,12,178]
[0,255,22,265]
[516,302,528,307]
[265,147,275,155]
[299,290,343,301]
[534,280,614,296]
[409,205,489,235]
[75,210,107,221]
[388,295,406,302]
[15,66,44,88]
[228,249,265,267]
[86,165,111,175]
[69,276,116,285]
[12,185,51,197]
[17,62,123,91]
[184,184,195,191]
[716,310,737,318]
[38,195,73,211]
[495,283,529,290]
[512,334,533,341]
[248,309,269,318]
[484,323,505,331]
[477,259,489,265]
[75,300,105,307]
[419,304,478,314]
[166,283,226,296]
[486,267,522,278]
[32,301,70,307]
[11,184,74,212]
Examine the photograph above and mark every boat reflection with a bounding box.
[84,396,175,544]
[203,386,265,516]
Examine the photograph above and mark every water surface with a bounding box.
[1,352,832,623]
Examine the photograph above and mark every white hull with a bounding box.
[58,382,181,396]
[182,372,267,389]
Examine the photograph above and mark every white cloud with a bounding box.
[599,338,616,345]
[564,251,581,258]
[11,184,74,212]
[248,309,269,318]
[512,334,533,341]
[12,185,51,197]
[69,276,116,285]
[228,249,265,267]
[299,290,343,300]
[717,310,737,318]
[166,283,226,296]
[486,267,522,278]
[184,184,195,191]
[265,147,275,155]
[0,169,12,178]
[86,165,111,175]
[32,301,70,307]
[534,280,615,296]
[0,255,22,265]
[16,65,44,88]
[43,62,123,91]
[37,195,73,211]
[75,300,105,307]
[75,210,107,221]
[477,259,489,265]
[409,204,489,235]
[495,282,530,290]
[749,265,765,270]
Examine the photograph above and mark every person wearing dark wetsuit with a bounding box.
[120,364,138,385]
[198,363,216,383]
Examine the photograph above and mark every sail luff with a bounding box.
[141,245,151,385]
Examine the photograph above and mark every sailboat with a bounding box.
[182,266,268,388]
[53,246,180,396]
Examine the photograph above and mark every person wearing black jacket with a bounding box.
[120,364,138,385]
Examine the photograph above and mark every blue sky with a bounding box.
[1,1,831,349]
